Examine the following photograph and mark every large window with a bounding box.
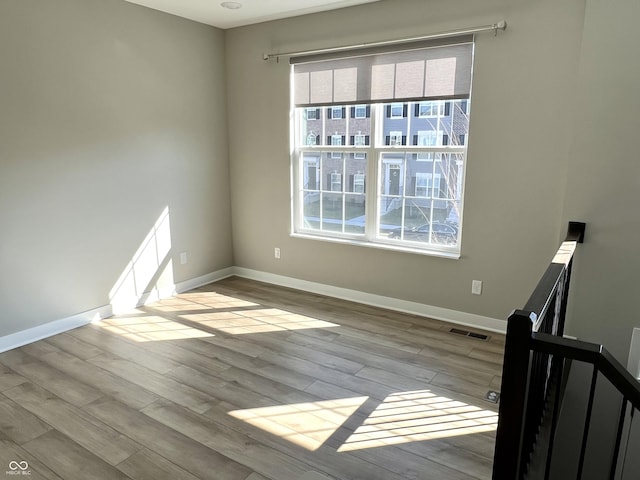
[291,37,473,256]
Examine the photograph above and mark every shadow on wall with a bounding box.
[109,206,175,313]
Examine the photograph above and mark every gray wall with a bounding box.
[225,0,585,323]
[562,0,640,361]
[0,0,232,336]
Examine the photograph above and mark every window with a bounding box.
[389,103,404,118]
[415,172,430,197]
[389,131,404,146]
[415,172,442,198]
[292,36,473,255]
[418,101,444,117]
[354,105,367,119]
[353,173,365,193]
[306,108,318,120]
[330,172,342,191]
[417,130,438,146]
[330,134,343,159]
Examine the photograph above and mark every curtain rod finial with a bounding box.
[497,20,507,31]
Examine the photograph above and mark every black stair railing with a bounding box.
[493,222,584,479]
[492,221,640,479]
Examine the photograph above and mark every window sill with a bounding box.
[290,231,461,259]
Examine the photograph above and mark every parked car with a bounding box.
[388,222,458,244]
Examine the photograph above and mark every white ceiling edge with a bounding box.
[124,0,382,29]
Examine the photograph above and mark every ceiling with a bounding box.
[124,0,383,29]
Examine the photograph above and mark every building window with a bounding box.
[306,108,318,120]
[353,173,365,194]
[418,101,444,117]
[389,131,404,146]
[330,135,342,159]
[389,103,404,118]
[330,172,342,192]
[292,36,473,255]
[417,130,438,146]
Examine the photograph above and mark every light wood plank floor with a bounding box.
[0,276,505,480]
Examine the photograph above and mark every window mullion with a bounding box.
[367,104,380,241]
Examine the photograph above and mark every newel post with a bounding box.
[492,310,536,479]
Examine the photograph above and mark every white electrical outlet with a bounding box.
[180,252,188,265]
[472,280,483,295]
[274,247,281,259]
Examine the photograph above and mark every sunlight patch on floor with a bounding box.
[228,397,369,451]
[180,307,340,335]
[338,389,498,451]
[97,314,214,342]
[149,292,259,313]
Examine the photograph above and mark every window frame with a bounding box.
[290,38,473,257]
[292,102,467,257]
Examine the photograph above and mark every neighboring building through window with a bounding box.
[291,36,473,255]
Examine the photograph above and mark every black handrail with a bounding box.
[531,333,640,409]
[492,222,586,479]
[493,220,640,479]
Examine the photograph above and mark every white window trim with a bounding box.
[292,103,467,257]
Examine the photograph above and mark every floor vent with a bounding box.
[449,328,490,341]
[485,390,500,403]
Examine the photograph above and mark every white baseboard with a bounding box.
[0,267,235,353]
[233,267,507,334]
[0,264,505,353]
[175,267,235,293]
[0,305,112,354]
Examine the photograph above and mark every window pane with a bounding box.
[322,193,343,231]
[322,153,344,191]
[411,99,469,148]
[327,105,347,145]
[382,103,407,146]
[302,153,320,191]
[347,155,367,193]
[295,102,466,252]
[300,108,322,145]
